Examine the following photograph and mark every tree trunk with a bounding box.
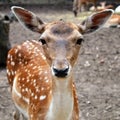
[0,17,11,67]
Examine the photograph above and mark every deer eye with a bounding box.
[39,39,46,45]
[76,38,84,45]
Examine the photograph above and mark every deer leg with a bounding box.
[13,108,20,120]
[73,0,79,17]
[81,4,86,12]
[21,114,27,120]
[94,1,97,11]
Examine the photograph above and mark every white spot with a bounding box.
[41,87,44,91]
[35,95,38,100]
[25,88,28,92]
[15,49,18,54]
[42,55,46,60]
[40,95,46,100]
[11,61,15,66]
[46,80,49,83]
[31,74,34,77]
[22,78,25,81]
[25,69,28,72]
[18,77,21,81]
[36,88,40,92]
[19,61,22,64]
[10,55,13,61]
[7,69,10,76]
[31,92,34,97]
[17,46,21,49]
[7,54,11,59]
[44,71,48,74]
[40,53,46,59]
[33,66,37,69]
[30,63,33,66]
[44,76,48,80]
[28,73,32,77]
[30,114,33,118]
[11,70,15,76]
[27,79,30,83]
[22,89,25,92]
[33,79,36,83]
[39,71,42,75]
[18,53,22,57]
[33,82,36,87]
[49,90,52,94]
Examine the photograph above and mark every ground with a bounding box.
[0,6,120,120]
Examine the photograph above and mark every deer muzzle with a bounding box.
[51,59,71,78]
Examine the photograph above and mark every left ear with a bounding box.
[11,6,45,33]
[80,9,114,34]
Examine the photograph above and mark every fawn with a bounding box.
[7,6,113,120]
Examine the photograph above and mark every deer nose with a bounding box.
[53,67,69,78]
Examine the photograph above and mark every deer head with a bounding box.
[11,6,113,79]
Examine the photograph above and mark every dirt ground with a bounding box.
[0,6,120,120]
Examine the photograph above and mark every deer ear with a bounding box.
[80,9,114,34]
[11,6,45,33]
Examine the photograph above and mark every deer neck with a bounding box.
[46,76,74,120]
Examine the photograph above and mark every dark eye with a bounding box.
[39,39,46,45]
[76,38,84,45]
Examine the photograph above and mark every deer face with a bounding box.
[11,6,113,78]
[39,21,83,78]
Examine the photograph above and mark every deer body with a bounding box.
[73,0,97,16]
[107,14,120,27]
[7,6,113,120]
[8,40,52,119]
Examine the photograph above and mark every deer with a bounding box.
[7,6,113,120]
[73,0,97,17]
[90,1,114,12]
[106,13,120,27]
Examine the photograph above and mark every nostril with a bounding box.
[53,67,69,78]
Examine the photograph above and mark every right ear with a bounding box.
[11,6,45,33]
[80,9,114,34]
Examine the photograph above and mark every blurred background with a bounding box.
[0,0,120,120]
